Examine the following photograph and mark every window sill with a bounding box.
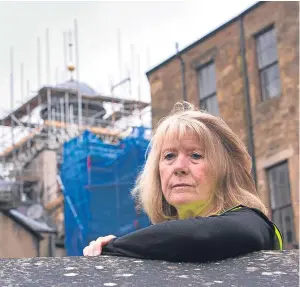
[254,94,282,116]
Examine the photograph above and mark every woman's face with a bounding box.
[159,131,214,207]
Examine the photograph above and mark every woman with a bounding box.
[83,102,283,262]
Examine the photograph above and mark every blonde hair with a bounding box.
[132,102,267,223]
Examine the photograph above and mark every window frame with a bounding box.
[196,61,218,115]
[266,161,296,248]
[255,25,281,101]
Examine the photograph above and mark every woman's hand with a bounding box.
[83,235,116,256]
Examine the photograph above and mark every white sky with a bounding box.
[0,0,257,116]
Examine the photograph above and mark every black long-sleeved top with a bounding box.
[102,205,282,263]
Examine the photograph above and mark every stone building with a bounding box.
[0,208,56,258]
[146,1,299,249]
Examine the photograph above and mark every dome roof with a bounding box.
[55,80,98,96]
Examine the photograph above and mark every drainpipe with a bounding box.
[175,43,187,102]
[239,16,257,187]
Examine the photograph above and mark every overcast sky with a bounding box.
[0,0,257,115]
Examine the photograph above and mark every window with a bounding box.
[267,161,295,248]
[256,27,281,100]
[197,62,219,116]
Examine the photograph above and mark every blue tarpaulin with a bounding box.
[60,127,151,256]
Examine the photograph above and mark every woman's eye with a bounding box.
[164,153,175,160]
[191,153,202,159]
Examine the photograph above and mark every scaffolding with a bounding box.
[0,81,149,178]
[0,19,152,254]
[0,20,151,183]
[0,78,150,245]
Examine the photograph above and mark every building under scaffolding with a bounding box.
[0,78,149,255]
[61,127,151,256]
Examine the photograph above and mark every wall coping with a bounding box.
[0,250,298,286]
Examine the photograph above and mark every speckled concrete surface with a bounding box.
[0,250,298,286]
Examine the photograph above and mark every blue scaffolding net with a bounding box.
[60,127,151,256]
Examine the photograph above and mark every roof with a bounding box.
[55,80,98,96]
[146,1,264,77]
[5,209,56,238]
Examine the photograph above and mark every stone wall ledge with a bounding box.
[0,250,298,286]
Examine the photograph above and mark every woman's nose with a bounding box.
[173,155,189,176]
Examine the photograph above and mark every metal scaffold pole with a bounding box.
[74,19,82,131]
[10,46,16,175]
[37,37,41,89]
[74,19,80,83]
[20,63,24,104]
[63,32,68,81]
[136,53,142,122]
[46,28,51,85]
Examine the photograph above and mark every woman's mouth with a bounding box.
[172,184,192,188]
